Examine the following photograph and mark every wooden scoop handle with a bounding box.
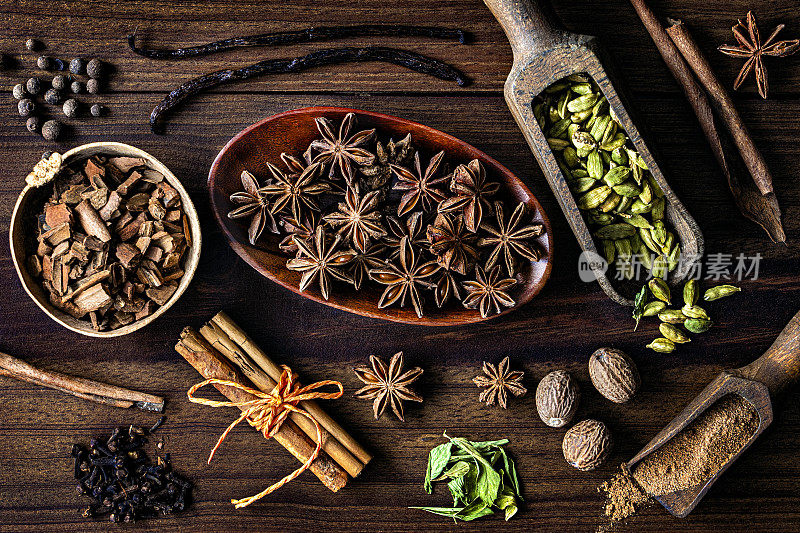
[736,309,800,397]
[483,0,569,62]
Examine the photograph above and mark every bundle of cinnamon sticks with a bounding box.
[175,312,371,493]
[630,0,785,243]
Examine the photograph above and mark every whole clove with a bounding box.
[71,418,191,523]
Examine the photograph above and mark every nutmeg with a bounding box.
[535,370,580,428]
[562,419,612,471]
[589,347,640,403]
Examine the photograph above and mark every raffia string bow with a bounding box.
[187,366,343,508]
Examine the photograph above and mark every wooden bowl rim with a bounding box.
[208,106,553,326]
[9,142,202,338]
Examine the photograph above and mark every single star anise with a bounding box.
[309,113,376,185]
[353,351,423,421]
[430,267,462,308]
[349,243,387,290]
[227,170,278,245]
[360,133,414,193]
[426,212,478,275]
[718,11,800,99]
[438,159,500,232]
[323,185,385,253]
[369,236,440,318]
[472,356,527,409]
[382,212,429,258]
[391,150,448,216]
[462,265,517,318]
[278,213,319,254]
[478,201,545,276]
[260,158,329,221]
[286,226,356,300]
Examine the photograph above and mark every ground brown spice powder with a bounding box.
[600,394,760,523]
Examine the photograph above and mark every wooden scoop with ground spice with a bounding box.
[603,309,800,520]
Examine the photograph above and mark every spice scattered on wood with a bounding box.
[26,154,190,331]
[128,25,470,59]
[472,355,526,409]
[72,418,193,522]
[354,351,423,421]
[149,48,469,132]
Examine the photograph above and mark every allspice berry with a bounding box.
[52,74,68,91]
[18,98,35,117]
[44,88,62,105]
[63,98,79,118]
[589,347,640,404]
[86,78,100,94]
[86,58,104,79]
[535,370,580,428]
[12,83,27,100]
[41,120,62,141]
[90,104,105,117]
[70,81,84,94]
[36,55,52,70]
[26,116,41,133]
[562,419,613,471]
[26,38,43,51]
[69,58,85,75]
[26,76,42,95]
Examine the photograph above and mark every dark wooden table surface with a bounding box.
[1,1,799,531]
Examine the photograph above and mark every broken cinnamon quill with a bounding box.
[629,0,785,243]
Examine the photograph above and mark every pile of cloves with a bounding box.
[71,418,192,523]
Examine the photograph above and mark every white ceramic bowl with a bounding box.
[9,142,202,337]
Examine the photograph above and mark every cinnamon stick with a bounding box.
[629,0,785,243]
[0,350,164,411]
[175,327,349,493]
[198,321,367,478]
[209,311,373,466]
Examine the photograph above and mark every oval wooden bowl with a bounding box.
[208,107,553,326]
[9,142,202,338]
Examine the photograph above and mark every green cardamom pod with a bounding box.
[658,309,685,324]
[651,255,669,279]
[652,220,667,245]
[595,223,636,240]
[651,197,665,220]
[572,177,597,193]
[548,138,570,151]
[547,118,571,138]
[611,147,628,166]
[667,244,681,271]
[613,182,643,197]
[568,73,590,83]
[614,238,632,258]
[599,192,622,213]
[557,92,570,118]
[592,98,609,117]
[661,232,674,254]
[639,249,654,270]
[601,121,617,146]
[684,318,713,333]
[602,166,631,187]
[649,277,671,304]
[683,279,698,306]
[643,301,666,317]
[660,323,691,344]
[646,174,665,198]
[573,169,589,178]
[578,185,612,209]
[588,211,614,225]
[614,196,633,214]
[572,131,597,157]
[587,150,604,180]
[602,239,616,264]
[571,109,592,123]
[625,215,653,229]
[590,114,611,142]
[545,81,570,94]
[703,285,742,301]
[599,132,627,151]
[682,304,709,320]
[571,82,594,95]
[548,105,560,123]
[563,147,579,168]
[647,337,676,353]
[638,180,653,204]
[629,199,653,214]
[567,93,600,113]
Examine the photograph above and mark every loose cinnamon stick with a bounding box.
[209,312,373,466]
[198,321,366,478]
[0,350,164,411]
[629,0,785,243]
[175,327,348,493]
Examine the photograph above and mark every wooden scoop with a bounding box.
[626,309,800,517]
[484,0,704,305]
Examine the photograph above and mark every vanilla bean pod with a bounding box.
[150,46,469,133]
[129,25,470,59]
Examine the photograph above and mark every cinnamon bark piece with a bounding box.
[75,200,112,242]
[115,243,141,269]
[109,156,146,173]
[145,283,176,305]
[73,283,113,313]
[45,204,73,228]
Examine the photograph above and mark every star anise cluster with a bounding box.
[225,112,548,317]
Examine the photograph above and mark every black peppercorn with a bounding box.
[18,98,35,117]
[12,83,26,100]
[86,58,104,79]
[26,116,41,133]
[90,103,104,117]
[36,55,51,70]
[51,74,68,91]
[70,80,84,94]
[86,78,100,94]
[26,38,42,51]
[63,98,79,117]
[26,77,42,95]
[42,119,62,141]
[69,57,85,75]
[44,88,62,105]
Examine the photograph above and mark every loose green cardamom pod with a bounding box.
[643,301,666,317]
[658,309,685,324]
[602,239,616,264]
[638,180,653,204]
[572,169,589,178]
[703,285,741,301]
[547,118,571,138]
[599,192,622,213]
[651,197,665,220]
[684,318,713,333]
[682,304,709,320]
[611,147,628,166]
[578,185,611,209]
[683,279,698,306]
[571,82,594,95]
[572,178,597,193]
[548,138,569,151]
[614,196,633,214]
[659,323,691,344]
[628,199,653,215]
[639,228,661,254]
[652,220,667,245]
[588,212,614,225]
[599,132,626,151]
[639,249,654,270]
[667,244,681,271]
[614,238,632,258]
[602,166,631,186]
[595,223,636,240]
[624,215,652,229]
[649,277,671,303]
[571,109,592,123]
[587,150,604,180]
[647,337,676,353]
[590,114,611,142]
[633,285,647,331]
[567,93,600,113]
[613,182,642,197]
[651,255,669,279]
